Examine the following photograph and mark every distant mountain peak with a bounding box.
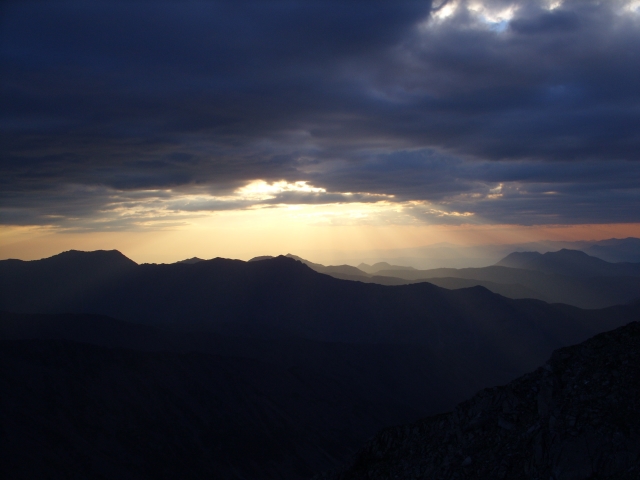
[176,257,204,264]
[47,249,138,267]
[249,254,313,268]
[55,248,126,257]
[494,251,542,269]
[495,248,640,278]
[248,255,274,262]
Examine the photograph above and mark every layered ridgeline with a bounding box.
[323,321,640,480]
[1,250,639,478]
[259,250,640,309]
[1,250,637,346]
[377,249,640,309]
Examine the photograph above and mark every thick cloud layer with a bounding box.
[2,0,640,228]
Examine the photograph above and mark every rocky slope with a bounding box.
[324,321,640,480]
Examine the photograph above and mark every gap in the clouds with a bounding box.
[428,0,517,30]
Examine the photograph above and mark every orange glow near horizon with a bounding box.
[2,211,640,266]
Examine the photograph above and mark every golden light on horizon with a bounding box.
[3,200,640,266]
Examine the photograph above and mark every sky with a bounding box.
[2,0,640,264]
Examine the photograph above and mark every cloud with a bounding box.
[2,0,640,228]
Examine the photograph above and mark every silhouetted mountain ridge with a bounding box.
[252,251,640,308]
[1,252,632,349]
[3,250,640,478]
[5,249,137,270]
[2,251,639,387]
[284,254,371,278]
[175,257,204,264]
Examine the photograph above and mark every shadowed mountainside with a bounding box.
[1,251,638,418]
[2,250,640,478]
[323,321,640,480]
[2,308,638,479]
[0,311,484,417]
[1,251,636,367]
[0,338,416,480]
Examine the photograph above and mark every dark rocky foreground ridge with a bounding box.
[323,321,640,480]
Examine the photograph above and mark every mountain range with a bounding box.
[1,249,639,478]
[350,237,640,269]
[252,249,640,309]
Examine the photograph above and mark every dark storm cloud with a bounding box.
[2,0,640,228]
[314,150,640,224]
[1,1,431,191]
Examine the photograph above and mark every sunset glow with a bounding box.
[3,0,640,265]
